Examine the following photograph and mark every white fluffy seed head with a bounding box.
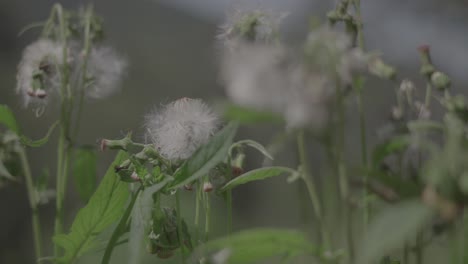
[84,46,127,99]
[217,9,286,50]
[145,98,220,162]
[16,39,64,107]
[221,41,332,130]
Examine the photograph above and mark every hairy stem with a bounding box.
[101,188,142,264]
[18,148,42,260]
[194,181,201,245]
[204,186,211,242]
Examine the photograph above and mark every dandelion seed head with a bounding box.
[221,42,332,130]
[145,98,219,162]
[84,46,127,99]
[221,42,291,112]
[217,9,286,50]
[16,39,64,108]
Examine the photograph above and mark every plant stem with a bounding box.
[18,148,42,260]
[204,187,211,242]
[336,81,354,263]
[54,126,66,256]
[296,131,329,248]
[101,188,142,264]
[54,4,71,256]
[176,192,187,264]
[353,0,370,230]
[225,157,233,235]
[194,181,201,245]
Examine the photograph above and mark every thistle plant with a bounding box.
[1,1,468,264]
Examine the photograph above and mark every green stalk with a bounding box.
[176,192,187,264]
[72,5,93,140]
[194,181,201,245]
[101,188,142,264]
[424,83,433,108]
[54,4,71,256]
[204,186,211,241]
[336,81,354,263]
[225,157,234,235]
[18,148,42,260]
[353,0,370,230]
[296,131,329,248]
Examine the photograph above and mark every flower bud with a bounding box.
[368,57,396,80]
[203,182,214,192]
[418,45,435,77]
[430,71,451,91]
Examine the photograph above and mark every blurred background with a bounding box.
[1,0,467,263]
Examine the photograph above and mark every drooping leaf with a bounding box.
[53,151,130,263]
[221,167,296,192]
[72,146,97,202]
[0,105,19,134]
[168,122,238,189]
[372,136,411,169]
[229,139,274,160]
[190,228,318,264]
[20,120,59,147]
[358,200,433,264]
[224,104,283,124]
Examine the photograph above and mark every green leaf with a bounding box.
[224,104,283,124]
[358,200,433,264]
[20,121,59,147]
[229,139,274,160]
[191,228,318,263]
[72,146,97,202]
[372,136,411,168]
[0,105,19,134]
[221,167,296,192]
[53,151,130,263]
[168,122,238,189]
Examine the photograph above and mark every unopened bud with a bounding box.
[130,171,140,182]
[368,57,396,80]
[431,71,451,90]
[99,135,132,151]
[203,182,213,192]
[184,184,193,191]
[418,45,435,77]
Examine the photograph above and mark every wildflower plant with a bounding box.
[1,1,468,264]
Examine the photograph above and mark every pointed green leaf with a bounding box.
[53,151,130,263]
[0,105,19,134]
[224,104,283,124]
[168,122,238,189]
[358,200,433,264]
[72,146,97,202]
[221,167,296,192]
[229,139,274,160]
[20,120,59,147]
[191,228,318,264]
